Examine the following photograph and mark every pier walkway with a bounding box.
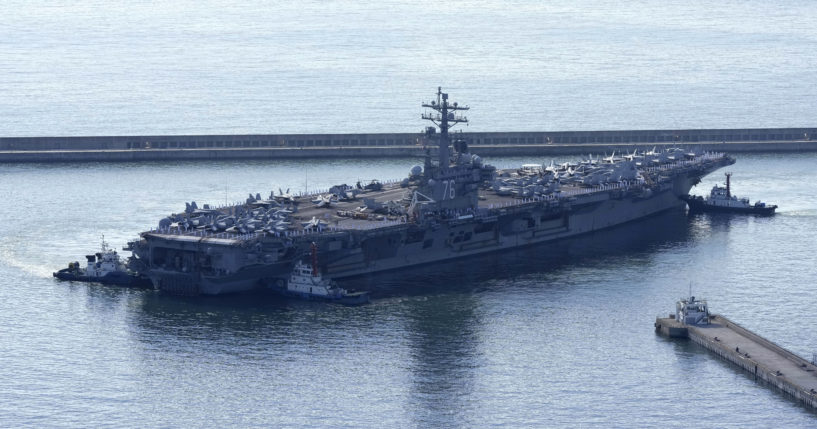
[656,314,817,410]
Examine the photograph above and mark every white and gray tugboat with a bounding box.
[53,236,151,287]
[676,295,710,325]
[654,294,711,337]
[683,172,777,215]
[274,243,370,305]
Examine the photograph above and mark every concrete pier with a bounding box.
[656,314,817,410]
[1,127,816,162]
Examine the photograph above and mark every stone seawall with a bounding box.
[1,141,816,163]
[3,128,816,151]
[2,128,817,162]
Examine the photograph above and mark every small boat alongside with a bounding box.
[682,172,777,215]
[53,237,151,287]
[676,295,710,325]
[272,243,370,305]
[654,295,710,338]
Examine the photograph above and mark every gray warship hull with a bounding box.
[322,182,687,279]
[132,159,729,296]
[127,89,734,296]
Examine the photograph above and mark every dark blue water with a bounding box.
[3,1,817,426]
[1,153,815,427]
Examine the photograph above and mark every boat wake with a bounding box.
[777,209,817,218]
[0,245,54,278]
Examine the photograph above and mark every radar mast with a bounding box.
[421,87,469,171]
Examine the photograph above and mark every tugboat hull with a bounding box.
[270,286,370,305]
[53,269,151,287]
[283,290,370,305]
[683,195,777,215]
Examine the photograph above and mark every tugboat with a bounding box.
[676,295,710,325]
[654,294,719,341]
[53,236,151,287]
[274,243,370,305]
[654,294,711,338]
[683,172,777,215]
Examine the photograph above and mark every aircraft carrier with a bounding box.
[127,88,735,295]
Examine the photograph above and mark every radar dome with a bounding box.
[410,165,422,176]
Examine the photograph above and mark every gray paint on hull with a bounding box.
[324,187,685,279]
[139,153,726,295]
[179,179,694,295]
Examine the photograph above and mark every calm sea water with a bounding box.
[2,1,817,427]
[1,154,815,427]
[1,0,817,136]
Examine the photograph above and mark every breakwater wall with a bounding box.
[2,128,816,162]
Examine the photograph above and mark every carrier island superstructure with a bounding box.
[127,89,735,295]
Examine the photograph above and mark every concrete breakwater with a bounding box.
[1,128,816,162]
[656,314,817,411]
